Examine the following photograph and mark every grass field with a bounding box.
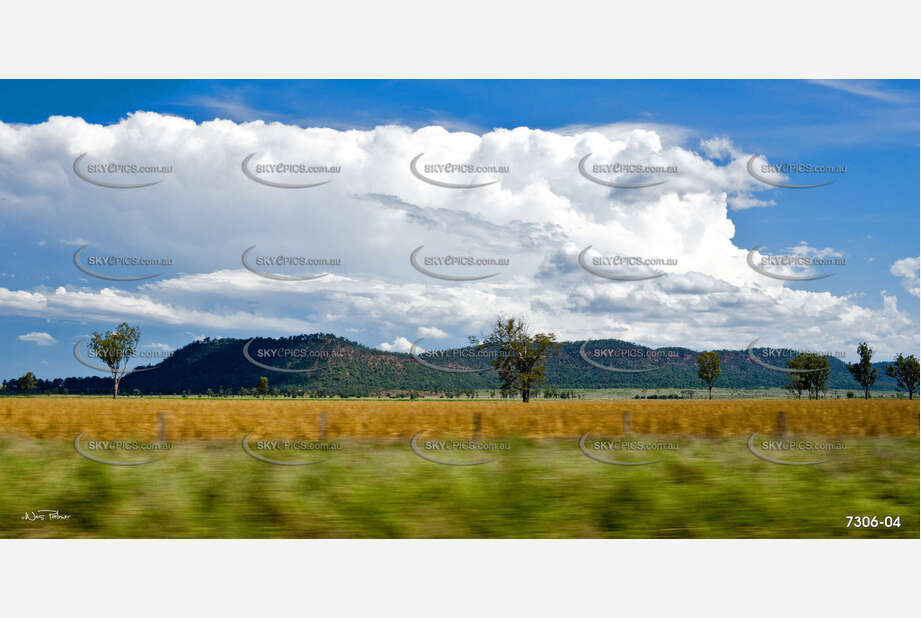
[1,398,917,439]
[0,436,916,538]
[1,398,917,538]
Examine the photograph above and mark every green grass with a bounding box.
[0,436,916,538]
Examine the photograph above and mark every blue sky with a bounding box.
[0,79,918,380]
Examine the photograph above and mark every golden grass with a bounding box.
[0,397,917,440]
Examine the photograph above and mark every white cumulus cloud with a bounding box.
[18,331,57,346]
[378,337,416,353]
[890,257,920,297]
[0,113,915,363]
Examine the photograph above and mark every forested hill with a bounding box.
[7,333,899,396]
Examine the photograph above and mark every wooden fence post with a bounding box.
[777,411,787,438]
[158,411,167,442]
[473,412,482,440]
[623,410,632,435]
[318,412,328,441]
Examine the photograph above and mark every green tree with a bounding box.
[696,351,721,399]
[472,317,560,403]
[846,342,878,400]
[885,353,920,400]
[17,371,38,394]
[89,323,140,399]
[257,376,269,399]
[784,366,809,399]
[786,353,831,399]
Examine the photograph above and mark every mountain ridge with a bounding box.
[6,332,901,396]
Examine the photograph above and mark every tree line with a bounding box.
[694,342,918,400]
[3,321,918,401]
